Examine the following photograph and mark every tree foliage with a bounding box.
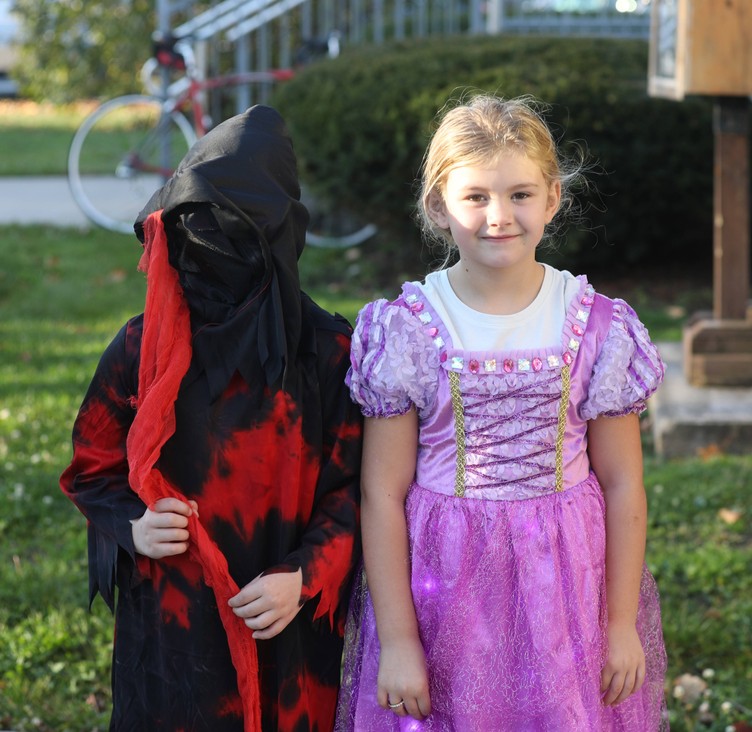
[12,0,157,103]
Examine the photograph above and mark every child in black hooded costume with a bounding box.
[60,106,362,732]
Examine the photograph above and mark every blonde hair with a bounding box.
[417,94,582,260]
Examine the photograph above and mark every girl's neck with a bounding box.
[446,260,546,316]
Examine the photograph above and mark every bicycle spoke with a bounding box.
[68,96,195,235]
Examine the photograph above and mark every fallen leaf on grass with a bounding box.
[718,507,742,524]
[665,305,686,319]
[697,443,723,460]
[86,692,106,712]
[672,673,707,704]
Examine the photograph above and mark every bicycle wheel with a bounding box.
[301,185,378,249]
[68,95,196,235]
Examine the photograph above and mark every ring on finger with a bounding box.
[387,699,405,710]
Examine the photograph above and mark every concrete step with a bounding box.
[651,341,752,458]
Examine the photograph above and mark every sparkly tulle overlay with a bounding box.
[337,276,668,731]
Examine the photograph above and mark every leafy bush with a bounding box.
[273,36,714,280]
[11,0,155,103]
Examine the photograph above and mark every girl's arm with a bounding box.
[587,412,647,706]
[362,410,431,721]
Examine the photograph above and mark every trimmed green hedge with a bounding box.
[273,36,714,278]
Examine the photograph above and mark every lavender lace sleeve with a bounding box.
[346,298,440,418]
[580,298,666,420]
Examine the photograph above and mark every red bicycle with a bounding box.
[67,35,376,247]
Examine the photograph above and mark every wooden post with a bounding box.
[713,98,750,321]
[649,0,752,386]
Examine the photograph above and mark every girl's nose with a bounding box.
[487,199,512,227]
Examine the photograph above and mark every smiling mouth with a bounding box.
[483,234,519,241]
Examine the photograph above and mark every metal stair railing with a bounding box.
[157,0,651,116]
[164,0,651,51]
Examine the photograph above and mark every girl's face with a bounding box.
[432,152,560,277]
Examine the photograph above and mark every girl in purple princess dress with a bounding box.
[335,94,668,731]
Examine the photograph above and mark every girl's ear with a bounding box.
[427,190,449,229]
[545,180,562,224]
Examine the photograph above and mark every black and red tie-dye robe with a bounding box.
[60,106,362,731]
[60,300,361,731]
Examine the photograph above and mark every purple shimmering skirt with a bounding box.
[335,476,668,731]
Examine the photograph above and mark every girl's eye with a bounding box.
[512,191,531,201]
[465,194,486,202]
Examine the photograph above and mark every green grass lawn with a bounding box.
[0,102,96,176]
[0,224,749,731]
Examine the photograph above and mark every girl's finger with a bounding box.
[613,669,636,706]
[251,615,292,640]
[417,696,432,718]
[387,697,407,716]
[634,664,646,694]
[230,597,265,616]
[243,608,277,631]
[403,699,424,720]
[228,584,262,608]
[158,528,189,542]
[151,497,192,515]
[153,541,189,558]
[603,671,625,706]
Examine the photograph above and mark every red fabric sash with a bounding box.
[126,210,262,731]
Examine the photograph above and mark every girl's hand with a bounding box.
[130,497,198,559]
[601,621,646,706]
[228,569,303,640]
[377,635,431,721]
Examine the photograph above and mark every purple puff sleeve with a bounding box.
[346,298,440,418]
[580,298,666,420]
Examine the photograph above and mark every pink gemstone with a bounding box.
[427,326,439,337]
[572,324,584,336]
[410,301,424,312]
[532,357,543,372]
[503,359,514,373]
[562,351,573,365]
[440,351,448,363]
[581,295,594,307]
[469,359,480,374]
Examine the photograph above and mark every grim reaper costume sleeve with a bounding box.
[60,106,362,732]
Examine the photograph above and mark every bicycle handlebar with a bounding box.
[151,33,196,68]
[141,37,198,96]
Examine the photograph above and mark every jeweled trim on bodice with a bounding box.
[403,278,594,499]
[403,281,595,375]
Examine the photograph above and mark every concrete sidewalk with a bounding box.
[0,176,92,227]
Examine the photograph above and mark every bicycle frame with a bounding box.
[68,35,377,246]
[117,51,294,180]
[165,68,294,137]
[143,38,294,138]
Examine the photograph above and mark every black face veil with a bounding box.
[134,105,310,400]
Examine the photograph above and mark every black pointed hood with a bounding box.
[134,105,309,398]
